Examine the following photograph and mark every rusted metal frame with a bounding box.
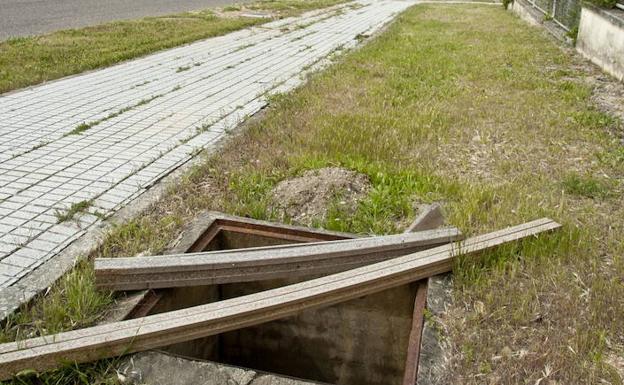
[123,291,164,319]
[106,213,360,321]
[401,204,446,385]
[402,281,429,385]
[183,212,359,252]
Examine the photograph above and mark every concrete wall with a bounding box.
[152,279,417,385]
[219,280,416,385]
[576,5,624,81]
[510,0,542,26]
[151,220,416,385]
[509,0,572,42]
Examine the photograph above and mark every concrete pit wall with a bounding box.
[148,226,416,385]
[576,4,624,81]
[150,281,416,385]
[219,280,416,385]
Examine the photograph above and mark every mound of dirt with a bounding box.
[269,167,371,226]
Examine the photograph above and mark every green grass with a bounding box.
[2,3,624,385]
[0,0,348,94]
[247,0,350,12]
[54,200,92,223]
[62,93,162,135]
[1,264,111,340]
[562,173,614,198]
[223,5,243,11]
[586,0,618,8]
[66,122,92,136]
[0,263,117,384]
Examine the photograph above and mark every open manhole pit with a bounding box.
[117,212,425,385]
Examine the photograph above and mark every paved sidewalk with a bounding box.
[0,0,412,306]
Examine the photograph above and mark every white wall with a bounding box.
[577,6,624,81]
[510,0,542,26]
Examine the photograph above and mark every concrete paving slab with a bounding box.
[0,0,413,315]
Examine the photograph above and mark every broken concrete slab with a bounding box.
[119,351,324,385]
[405,204,445,233]
[416,273,453,385]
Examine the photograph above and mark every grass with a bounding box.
[66,122,91,136]
[54,200,92,223]
[561,173,614,199]
[63,95,163,135]
[246,0,351,12]
[2,3,624,385]
[0,0,348,94]
[1,264,111,341]
[223,5,243,12]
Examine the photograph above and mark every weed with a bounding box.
[347,3,365,9]
[566,26,579,44]
[597,146,624,168]
[561,173,612,199]
[93,211,108,220]
[223,5,242,11]
[55,200,92,223]
[1,262,112,342]
[64,95,161,135]
[136,94,162,106]
[573,109,619,129]
[234,43,255,52]
[66,122,92,136]
[585,0,617,8]
[354,33,367,42]
[225,171,280,219]
[196,122,211,133]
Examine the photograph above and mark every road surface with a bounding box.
[0,0,242,40]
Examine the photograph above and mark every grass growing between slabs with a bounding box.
[2,3,624,385]
[0,0,348,94]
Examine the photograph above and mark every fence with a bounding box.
[524,0,581,31]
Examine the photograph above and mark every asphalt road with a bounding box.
[0,0,242,40]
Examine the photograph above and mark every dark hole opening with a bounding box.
[142,219,418,385]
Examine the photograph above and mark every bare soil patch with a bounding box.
[268,167,371,226]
